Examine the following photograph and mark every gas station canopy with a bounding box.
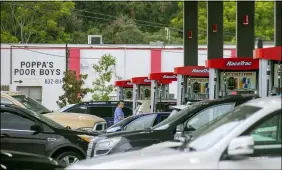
[205,58,259,70]
[131,77,151,85]
[148,72,177,83]
[253,46,282,61]
[174,66,209,77]
[115,80,133,88]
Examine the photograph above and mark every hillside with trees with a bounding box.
[0,1,274,44]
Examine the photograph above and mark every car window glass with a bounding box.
[122,107,133,117]
[248,112,281,145]
[66,106,87,114]
[96,124,103,131]
[1,111,36,130]
[89,106,113,118]
[1,97,13,104]
[186,102,236,130]
[124,114,157,131]
[160,114,169,122]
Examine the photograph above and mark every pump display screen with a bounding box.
[187,78,209,100]
[220,72,257,92]
[274,64,280,87]
[123,88,133,100]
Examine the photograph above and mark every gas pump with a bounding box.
[174,66,209,105]
[148,72,177,113]
[206,58,259,99]
[114,80,133,101]
[253,46,282,97]
[131,76,152,112]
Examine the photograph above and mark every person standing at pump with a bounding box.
[114,101,125,124]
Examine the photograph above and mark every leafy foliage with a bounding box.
[0,2,74,43]
[0,1,275,44]
[92,54,117,101]
[57,70,91,108]
[170,1,274,44]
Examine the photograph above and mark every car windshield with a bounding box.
[57,104,75,112]
[152,101,204,130]
[24,108,65,129]
[187,105,262,151]
[12,95,51,114]
[107,115,136,129]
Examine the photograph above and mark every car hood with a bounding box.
[99,129,150,138]
[44,112,105,130]
[140,140,182,152]
[1,150,66,168]
[66,147,209,169]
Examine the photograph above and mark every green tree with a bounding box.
[102,16,145,44]
[170,1,274,44]
[57,70,91,108]
[0,1,75,43]
[92,54,117,101]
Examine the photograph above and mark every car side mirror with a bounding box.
[174,124,185,141]
[176,124,184,132]
[227,136,254,159]
[30,124,42,133]
[185,124,196,132]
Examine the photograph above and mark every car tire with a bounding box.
[55,151,84,166]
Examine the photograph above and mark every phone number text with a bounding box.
[45,79,62,84]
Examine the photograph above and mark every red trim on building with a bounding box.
[68,48,81,77]
[253,46,282,61]
[1,47,236,50]
[174,66,209,77]
[150,49,161,73]
[115,80,133,88]
[230,49,237,58]
[205,58,259,70]
[149,72,177,81]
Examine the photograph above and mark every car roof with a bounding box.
[76,101,133,106]
[244,96,281,110]
[1,103,25,110]
[202,94,259,104]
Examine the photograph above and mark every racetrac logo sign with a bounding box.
[192,68,209,73]
[126,82,133,86]
[144,79,151,83]
[226,61,252,67]
[163,75,177,79]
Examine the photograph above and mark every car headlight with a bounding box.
[78,135,95,143]
[94,137,122,156]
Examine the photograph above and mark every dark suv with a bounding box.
[0,104,101,166]
[62,101,136,126]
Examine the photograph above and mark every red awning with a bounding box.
[115,80,133,88]
[174,66,209,77]
[131,77,151,85]
[253,46,282,61]
[205,58,259,70]
[131,76,172,85]
[148,72,177,82]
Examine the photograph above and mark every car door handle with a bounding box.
[1,134,9,138]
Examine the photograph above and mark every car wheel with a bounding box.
[56,152,83,166]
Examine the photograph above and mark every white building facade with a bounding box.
[1,43,273,110]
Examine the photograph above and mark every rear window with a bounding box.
[88,106,113,118]
[66,106,87,114]
[123,107,133,117]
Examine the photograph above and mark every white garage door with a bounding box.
[16,86,42,103]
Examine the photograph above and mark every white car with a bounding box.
[66,96,281,169]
